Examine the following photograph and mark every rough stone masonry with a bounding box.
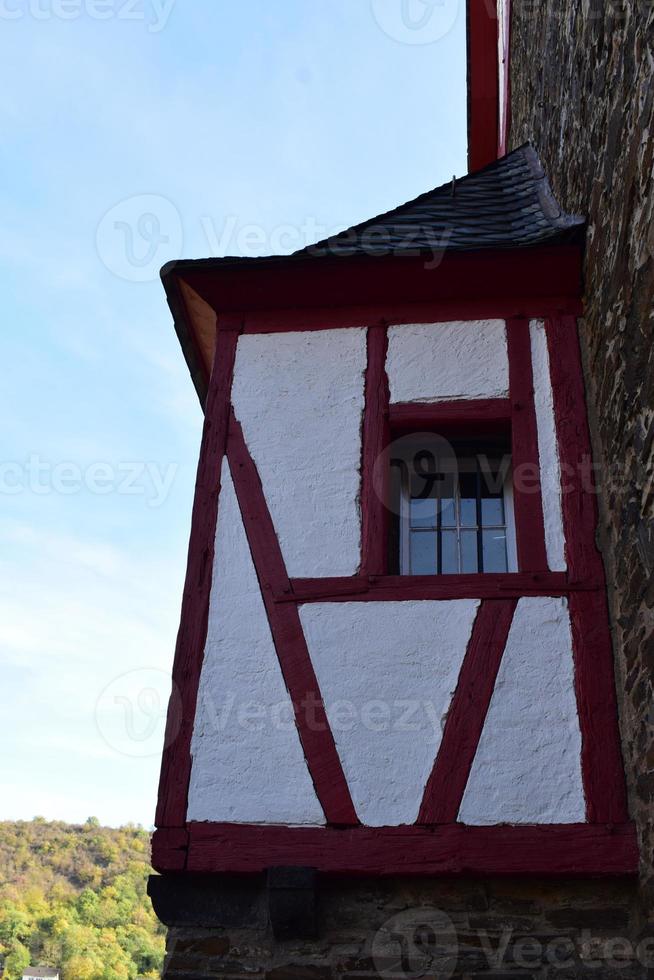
[510,0,654,930]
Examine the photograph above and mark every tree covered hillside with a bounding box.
[0,819,165,980]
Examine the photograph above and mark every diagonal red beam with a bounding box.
[156,324,240,829]
[360,323,390,576]
[227,413,359,826]
[418,598,517,824]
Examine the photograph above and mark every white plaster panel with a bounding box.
[386,321,509,404]
[187,459,325,825]
[231,328,366,578]
[459,597,585,825]
[299,600,480,826]
[530,320,567,571]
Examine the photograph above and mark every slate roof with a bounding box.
[161,143,585,405]
[295,143,585,259]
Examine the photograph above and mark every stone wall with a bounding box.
[509,0,654,925]
[157,876,647,979]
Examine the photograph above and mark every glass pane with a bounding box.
[459,472,478,527]
[410,496,437,528]
[461,530,479,573]
[410,462,442,502]
[441,530,459,575]
[410,531,437,575]
[482,529,508,573]
[481,496,505,526]
[479,459,506,526]
[440,496,457,528]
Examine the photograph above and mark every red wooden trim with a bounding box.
[226,416,359,826]
[239,296,584,336]
[467,0,499,172]
[569,591,629,823]
[389,398,511,429]
[545,316,628,823]
[182,247,583,320]
[152,821,638,877]
[506,318,549,572]
[151,827,189,872]
[419,599,517,823]
[544,317,604,583]
[155,326,240,828]
[360,324,390,576]
[286,571,586,604]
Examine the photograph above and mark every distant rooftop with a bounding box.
[22,969,59,979]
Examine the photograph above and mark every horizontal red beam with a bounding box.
[181,247,583,320]
[238,296,583,336]
[389,398,511,428]
[283,572,599,604]
[152,822,638,877]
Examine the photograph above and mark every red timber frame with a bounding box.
[153,255,635,878]
[467,0,512,169]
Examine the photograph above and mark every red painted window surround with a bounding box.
[154,264,633,874]
[358,319,551,584]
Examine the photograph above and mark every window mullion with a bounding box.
[436,477,442,576]
[475,457,484,573]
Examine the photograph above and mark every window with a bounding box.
[389,437,517,576]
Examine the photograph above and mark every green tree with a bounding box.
[0,819,165,980]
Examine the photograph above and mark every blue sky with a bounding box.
[0,0,467,828]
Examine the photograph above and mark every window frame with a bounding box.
[393,444,518,577]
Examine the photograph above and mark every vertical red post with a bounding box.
[360,323,390,577]
[467,0,500,171]
[506,317,549,572]
[546,316,629,823]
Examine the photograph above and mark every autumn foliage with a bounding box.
[0,818,164,980]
